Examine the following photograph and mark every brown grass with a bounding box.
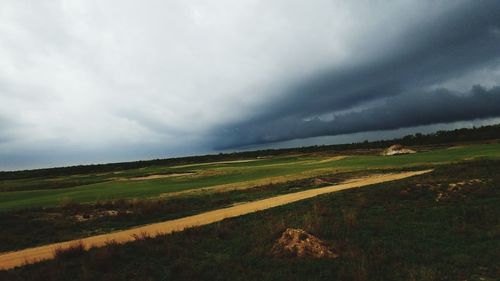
[54,241,85,259]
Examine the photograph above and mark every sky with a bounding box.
[1,1,500,170]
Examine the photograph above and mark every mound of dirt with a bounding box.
[74,210,128,222]
[271,228,338,259]
[381,144,416,156]
[312,178,328,186]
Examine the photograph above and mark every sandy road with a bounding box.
[0,170,431,270]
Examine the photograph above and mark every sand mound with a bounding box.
[381,144,416,156]
[271,228,338,259]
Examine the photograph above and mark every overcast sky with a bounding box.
[1,1,500,170]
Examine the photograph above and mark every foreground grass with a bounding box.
[0,169,385,253]
[2,160,499,281]
[1,143,500,211]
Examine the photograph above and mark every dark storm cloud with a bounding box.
[214,1,500,149]
[217,85,500,148]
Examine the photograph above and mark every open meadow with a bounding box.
[1,141,500,280]
[2,143,500,211]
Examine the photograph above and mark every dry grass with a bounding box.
[54,241,86,259]
[160,168,345,197]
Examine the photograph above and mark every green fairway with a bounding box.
[1,143,500,211]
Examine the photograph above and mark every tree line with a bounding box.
[2,123,499,179]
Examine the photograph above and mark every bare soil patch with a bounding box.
[74,210,131,222]
[382,144,416,156]
[160,168,343,197]
[123,172,194,181]
[271,228,338,258]
[314,156,347,164]
[171,159,260,168]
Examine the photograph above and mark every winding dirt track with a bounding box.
[0,170,431,270]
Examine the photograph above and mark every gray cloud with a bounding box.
[214,1,500,148]
[1,1,500,169]
[215,85,500,148]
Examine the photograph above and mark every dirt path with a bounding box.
[312,156,347,164]
[171,159,261,168]
[0,170,431,270]
[161,167,341,197]
[126,172,194,181]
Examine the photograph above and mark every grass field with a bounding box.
[0,142,499,255]
[1,159,499,280]
[1,143,500,211]
[0,169,375,253]
[1,141,500,280]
